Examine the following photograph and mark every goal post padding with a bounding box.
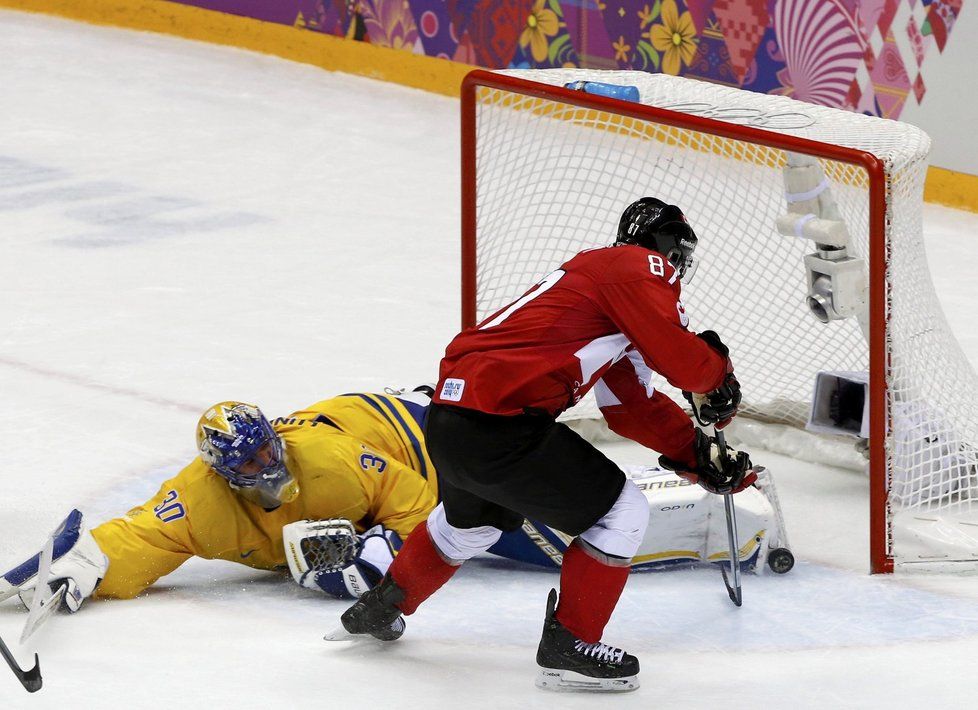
[461,68,978,573]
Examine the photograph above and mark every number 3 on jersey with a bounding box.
[479,269,566,330]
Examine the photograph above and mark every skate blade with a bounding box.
[323,626,354,642]
[535,669,639,693]
[323,617,405,642]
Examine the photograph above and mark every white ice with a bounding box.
[2,9,978,708]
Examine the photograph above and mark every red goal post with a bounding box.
[459,68,976,574]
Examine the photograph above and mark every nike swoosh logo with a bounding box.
[241,549,257,559]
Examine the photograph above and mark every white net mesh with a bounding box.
[468,69,978,567]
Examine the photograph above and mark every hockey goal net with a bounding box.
[461,68,978,573]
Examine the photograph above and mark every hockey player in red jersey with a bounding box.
[339,197,756,691]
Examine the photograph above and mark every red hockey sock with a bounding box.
[554,540,630,643]
[388,523,461,615]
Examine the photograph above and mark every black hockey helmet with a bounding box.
[616,197,698,281]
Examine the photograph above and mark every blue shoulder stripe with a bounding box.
[372,395,430,482]
[350,395,419,472]
[351,394,397,430]
[394,398,428,430]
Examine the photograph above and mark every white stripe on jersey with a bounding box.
[625,350,656,398]
[592,378,622,408]
[574,332,631,384]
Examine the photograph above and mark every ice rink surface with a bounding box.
[2,9,978,708]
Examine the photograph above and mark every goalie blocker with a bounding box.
[0,509,109,613]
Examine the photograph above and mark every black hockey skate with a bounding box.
[535,589,639,692]
[339,574,407,641]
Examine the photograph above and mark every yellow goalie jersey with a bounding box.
[90,393,438,599]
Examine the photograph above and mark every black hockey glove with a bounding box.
[695,330,729,358]
[683,373,741,429]
[684,330,741,429]
[659,430,756,495]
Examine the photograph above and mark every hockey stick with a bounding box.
[721,492,742,607]
[0,632,41,693]
[22,534,54,642]
[20,584,65,645]
[715,428,743,607]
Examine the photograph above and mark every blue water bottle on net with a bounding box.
[564,80,640,103]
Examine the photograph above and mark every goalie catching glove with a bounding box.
[659,429,756,495]
[283,519,403,600]
[683,331,741,429]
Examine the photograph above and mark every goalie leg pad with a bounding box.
[704,484,777,572]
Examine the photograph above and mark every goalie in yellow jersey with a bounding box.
[0,388,441,610]
[1,387,792,614]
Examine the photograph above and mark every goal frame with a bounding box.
[459,69,894,573]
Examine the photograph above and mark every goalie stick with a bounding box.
[0,529,61,693]
[0,632,41,693]
[21,533,67,645]
[0,518,76,692]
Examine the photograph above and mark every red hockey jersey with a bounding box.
[433,245,730,462]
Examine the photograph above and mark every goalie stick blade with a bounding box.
[0,632,42,693]
[20,582,66,645]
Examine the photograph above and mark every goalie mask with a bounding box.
[616,197,698,282]
[197,401,299,509]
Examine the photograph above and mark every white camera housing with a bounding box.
[803,249,868,323]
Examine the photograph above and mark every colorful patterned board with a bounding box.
[171,0,966,119]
